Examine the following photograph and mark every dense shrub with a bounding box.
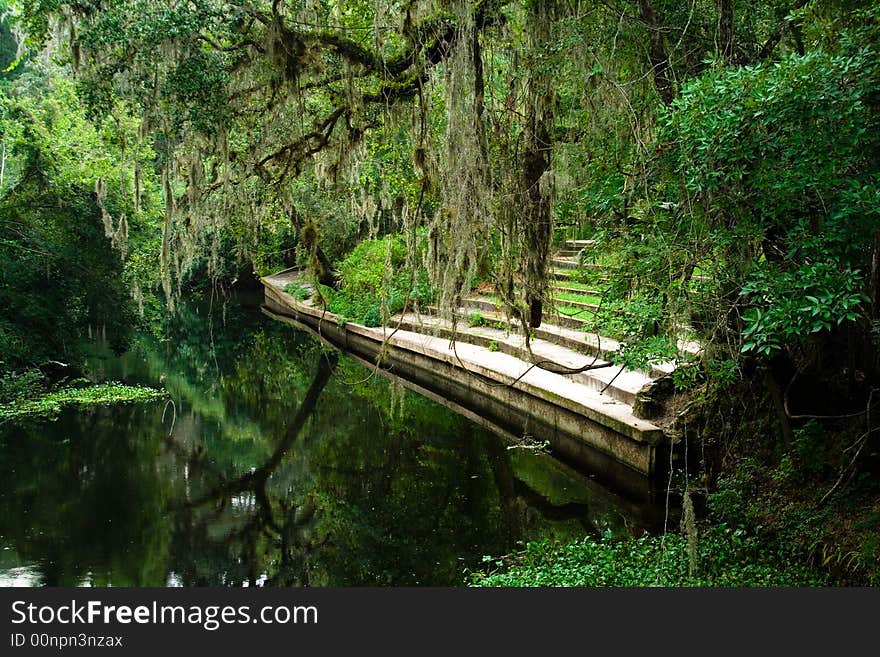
[322,235,434,327]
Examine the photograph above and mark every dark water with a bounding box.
[0,291,649,586]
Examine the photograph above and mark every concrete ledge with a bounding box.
[261,274,671,481]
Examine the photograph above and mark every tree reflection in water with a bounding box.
[181,351,338,586]
[0,295,647,586]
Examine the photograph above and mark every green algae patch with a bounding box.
[0,383,167,421]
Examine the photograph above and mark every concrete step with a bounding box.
[551,258,580,270]
[522,339,648,405]
[551,266,603,280]
[457,302,592,330]
[454,302,595,335]
[263,269,675,479]
[464,295,599,316]
[461,297,503,314]
[556,248,582,258]
[551,285,603,297]
[565,239,596,248]
[552,297,600,312]
[264,267,692,383]
[530,323,677,380]
[395,313,651,405]
[546,311,593,330]
[382,323,664,446]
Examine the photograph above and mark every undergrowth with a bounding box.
[468,524,830,587]
[707,422,880,585]
[318,235,434,327]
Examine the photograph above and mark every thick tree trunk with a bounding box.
[638,0,675,105]
[717,0,735,64]
[522,1,556,329]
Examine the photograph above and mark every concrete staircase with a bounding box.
[395,311,654,406]
[395,238,665,410]
[259,238,700,481]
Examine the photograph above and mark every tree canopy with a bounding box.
[3,0,879,401]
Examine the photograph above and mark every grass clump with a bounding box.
[283,283,313,301]
[553,291,602,306]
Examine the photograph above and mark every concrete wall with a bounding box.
[262,282,676,502]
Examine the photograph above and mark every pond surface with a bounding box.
[0,290,653,586]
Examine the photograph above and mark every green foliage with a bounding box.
[757,421,837,488]
[661,42,880,357]
[165,50,230,134]
[788,422,831,481]
[0,3,25,81]
[1,0,877,590]
[0,69,162,368]
[671,363,701,391]
[0,381,165,420]
[337,235,407,295]
[612,335,678,371]
[284,283,312,301]
[591,294,665,341]
[671,358,738,391]
[665,49,879,222]
[467,312,485,327]
[469,525,829,587]
[586,294,678,370]
[708,429,880,586]
[0,368,44,403]
[323,235,433,327]
[741,259,868,355]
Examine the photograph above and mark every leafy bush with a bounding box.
[591,294,665,341]
[467,312,486,327]
[0,71,153,369]
[740,257,868,356]
[322,235,434,327]
[337,235,408,295]
[662,43,880,359]
[0,368,45,404]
